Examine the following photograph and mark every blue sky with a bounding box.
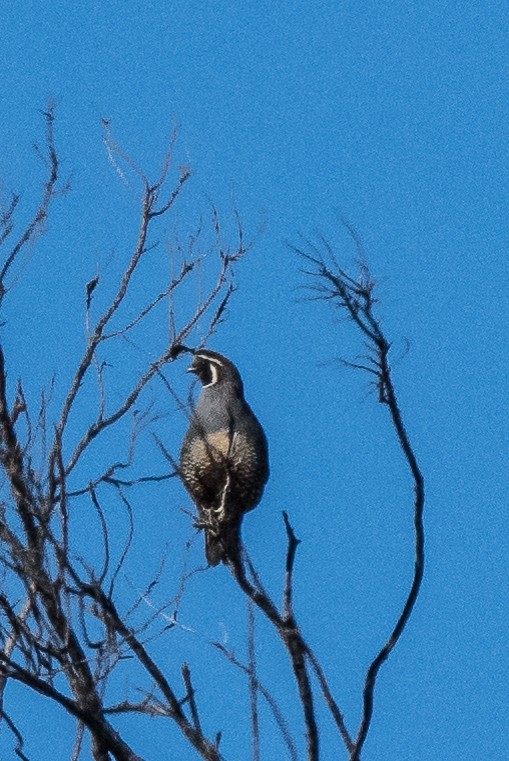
[1,1,508,759]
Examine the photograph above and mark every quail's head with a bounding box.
[187,349,244,393]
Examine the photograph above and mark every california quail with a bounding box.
[179,349,269,566]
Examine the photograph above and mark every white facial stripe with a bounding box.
[195,354,224,388]
[202,362,219,388]
[195,354,224,367]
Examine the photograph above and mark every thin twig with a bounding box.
[0,104,63,302]
[1,709,31,761]
[181,662,202,733]
[281,511,300,621]
[247,601,260,761]
[351,345,424,760]
[213,641,299,761]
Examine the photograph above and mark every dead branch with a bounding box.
[181,662,203,734]
[1,709,31,761]
[293,231,425,761]
[213,640,298,761]
[247,601,260,761]
[228,519,320,761]
[0,103,65,305]
[281,511,300,620]
[81,584,223,761]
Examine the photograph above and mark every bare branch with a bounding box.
[1,709,31,761]
[247,601,260,761]
[1,660,145,761]
[213,640,298,761]
[108,487,135,597]
[102,259,197,340]
[304,646,354,754]
[0,104,64,304]
[281,511,300,621]
[70,721,86,761]
[181,662,202,734]
[0,346,39,549]
[228,529,320,761]
[81,585,223,761]
[294,232,425,761]
[88,486,110,585]
[0,596,33,712]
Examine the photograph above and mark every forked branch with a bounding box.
[292,232,425,760]
[228,513,354,761]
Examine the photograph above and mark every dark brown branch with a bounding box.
[0,595,33,715]
[247,601,260,761]
[228,532,319,761]
[351,342,425,760]
[108,488,135,597]
[148,166,191,218]
[283,514,354,752]
[181,662,202,734]
[0,104,63,302]
[295,234,424,761]
[0,194,20,248]
[89,486,110,585]
[1,709,31,761]
[281,511,300,621]
[1,659,144,761]
[0,346,39,550]
[101,259,197,340]
[82,585,223,761]
[304,646,354,754]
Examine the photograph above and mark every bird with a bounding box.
[179,349,269,566]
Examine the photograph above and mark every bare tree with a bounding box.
[0,107,248,761]
[0,109,424,761]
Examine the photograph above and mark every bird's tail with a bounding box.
[205,523,241,566]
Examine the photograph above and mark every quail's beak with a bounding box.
[186,357,199,375]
